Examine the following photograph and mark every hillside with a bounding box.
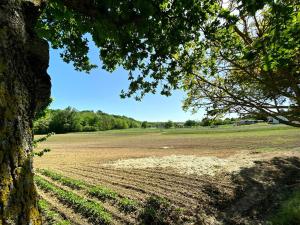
[33,107,141,134]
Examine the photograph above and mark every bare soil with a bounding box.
[34,126,300,224]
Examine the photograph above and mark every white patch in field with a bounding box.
[103,153,259,176]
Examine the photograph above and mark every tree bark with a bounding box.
[0,0,50,224]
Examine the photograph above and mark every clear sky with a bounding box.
[48,39,205,122]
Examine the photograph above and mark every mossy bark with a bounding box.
[0,0,50,224]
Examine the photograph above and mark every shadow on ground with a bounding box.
[196,157,300,225]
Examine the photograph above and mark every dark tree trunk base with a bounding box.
[0,0,50,224]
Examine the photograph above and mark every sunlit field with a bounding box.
[34,124,300,224]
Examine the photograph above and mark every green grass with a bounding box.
[269,188,300,225]
[38,199,71,225]
[161,123,295,136]
[35,176,112,224]
[254,147,285,153]
[36,123,296,138]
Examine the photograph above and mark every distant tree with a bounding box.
[49,107,81,133]
[223,118,235,125]
[33,98,52,134]
[34,107,140,133]
[184,120,197,127]
[201,118,212,127]
[33,113,51,134]
[164,121,174,129]
[141,121,148,129]
[241,113,268,121]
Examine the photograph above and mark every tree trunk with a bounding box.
[0,0,50,224]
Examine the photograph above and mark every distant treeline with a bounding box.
[34,107,261,134]
[141,118,237,129]
[33,107,141,134]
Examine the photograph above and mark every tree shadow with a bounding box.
[219,157,300,224]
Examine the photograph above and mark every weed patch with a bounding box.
[139,196,182,225]
[268,188,300,225]
[118,198,138,213]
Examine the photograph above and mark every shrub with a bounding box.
[139,196,182,225]
[118,198,138,213]
[269,188,300,225]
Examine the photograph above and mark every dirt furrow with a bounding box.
[61,167,199,209]
[73,166,204,201]
[84,164,233,190]
[58,168,151,201]
[37,174,136,225]
[77,165,213,196]
[56,168,150,204]
[37,188,91,225]
[128,167,235,188]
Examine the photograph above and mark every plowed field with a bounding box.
[34,124,300,224]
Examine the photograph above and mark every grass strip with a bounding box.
[38,199,71,225]
[35,176,112,224]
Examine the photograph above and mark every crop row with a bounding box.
[38,199,71,225]
[37,168,86,189]
[35,176,112,224]
[37,169,138,213]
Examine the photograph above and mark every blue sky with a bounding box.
[48,40,205,122]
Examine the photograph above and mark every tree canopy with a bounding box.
[36,0,300,126]
[33,107,141,134]
[182,0,300,127]
[37,0,215,98]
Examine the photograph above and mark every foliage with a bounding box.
[34,107,141,134]
[38,199,71,225]
[33,132,55,147]
[32,132,55,157]
[200,117,236,127]
[164,121,174,129]
[35,176,112,224]
[184,120,197,127]
[268,188,300,225]
[37,169,85,189]
[88,186,118,201]
[32,148,51,157]
[36,0,216,100]
[139,196,182,225]
[48,107,82,133]
[182,0,300,126]
[35,0,300,127]
[38,168,139,214]
[118,198,138,213]
[141,121,148,129]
